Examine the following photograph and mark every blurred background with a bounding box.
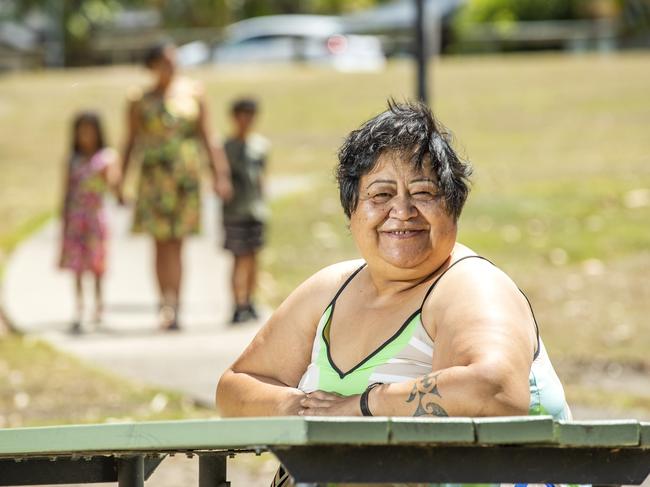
[0,0,649,483]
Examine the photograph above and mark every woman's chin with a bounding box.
[378,246,431,270]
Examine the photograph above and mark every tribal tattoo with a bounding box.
[406,371,449,417]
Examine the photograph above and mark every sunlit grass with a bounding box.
[0,335,214,427]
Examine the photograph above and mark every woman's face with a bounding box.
[150,46,177,84]
[349,152,457,276]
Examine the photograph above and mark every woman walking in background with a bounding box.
[117,41,232,331]
[222,98,270,324]
[60,111,117,334]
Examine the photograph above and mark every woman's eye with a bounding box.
[371,193,392,202]
[412,191,435,200]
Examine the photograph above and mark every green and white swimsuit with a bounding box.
[297,256,572,420]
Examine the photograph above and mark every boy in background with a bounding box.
[222,98,269,323]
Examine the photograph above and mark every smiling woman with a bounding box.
[216,101,571,486]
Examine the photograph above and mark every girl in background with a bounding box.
[60,111,117,333]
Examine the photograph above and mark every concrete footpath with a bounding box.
[2,177,308,407]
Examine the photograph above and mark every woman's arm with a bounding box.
[117,99,139,203]
[300,259,536,417]
[196,94,233,201]
[216,262,364,417]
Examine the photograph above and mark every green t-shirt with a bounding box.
[222,134,269,223]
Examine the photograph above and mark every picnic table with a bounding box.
[1,416,649,486]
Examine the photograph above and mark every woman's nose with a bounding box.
[389,194,418,220]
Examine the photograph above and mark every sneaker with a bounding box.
[231,306,253,324]
[69,321,82,335]
[247,303,259,320]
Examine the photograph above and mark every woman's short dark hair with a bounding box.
[336,100,472,221]
[144,40,174,68]
[71,110,106,155]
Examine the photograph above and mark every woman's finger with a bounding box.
[309,390,343,400]
[299,407,327,417]
[300,397,333,409]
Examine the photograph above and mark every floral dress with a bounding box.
[131,79,203,240]
[60,149,113,275]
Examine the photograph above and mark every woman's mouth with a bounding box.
[381,229,426,239]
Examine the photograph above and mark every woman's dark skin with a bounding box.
[217,152,535,417]
[117,45,232,327]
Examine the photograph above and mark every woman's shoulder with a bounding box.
[439,245,518,296]
[173,77,204,99]
[427,245,538,366]
[427,245,532,332]
[312,259,366,289]
[292,260,366,308]
[305,259,365,289]
[270,260,366,336]
[126,85,145,103]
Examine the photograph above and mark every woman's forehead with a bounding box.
[364,151,434,181]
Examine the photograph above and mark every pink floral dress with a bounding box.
[59,149,113,275]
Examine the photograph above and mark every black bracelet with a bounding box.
[360,382,383,417]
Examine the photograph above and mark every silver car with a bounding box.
[212,15,386,72]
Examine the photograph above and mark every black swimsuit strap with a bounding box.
[418,255,541,359]
[326,262,367,310]
[419,255,493,309]
[327,256,541,360]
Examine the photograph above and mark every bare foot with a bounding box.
[93,305,103,324]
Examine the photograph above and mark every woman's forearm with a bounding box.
[369,363,529,418]
[216,369,305,417]
[120,140,134,180]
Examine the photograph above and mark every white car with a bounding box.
[212,15,386,72]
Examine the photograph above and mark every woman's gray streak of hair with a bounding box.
[336,100,473,221]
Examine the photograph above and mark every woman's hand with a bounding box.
[298,390,362,417]
[115,182,128,206]
[277,388,308,416]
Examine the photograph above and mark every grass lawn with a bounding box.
[1,53,649,421]
[0,334,214,427]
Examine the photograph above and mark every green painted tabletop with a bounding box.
[0,417,648,457]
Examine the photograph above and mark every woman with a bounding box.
[118,41,232,331]
[217,101,569,422]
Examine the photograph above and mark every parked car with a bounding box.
[212,15,386,72]
[177,40,212,67]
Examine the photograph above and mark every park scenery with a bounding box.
[0,1,650,486]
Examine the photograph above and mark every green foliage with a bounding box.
[449,0,629,52]
[457,0,586,24]
[11,0,385,65]
[452,0,593,46]
[159,0,231,28]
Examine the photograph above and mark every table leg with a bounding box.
[118,456,144,487]
[199,454,229,487]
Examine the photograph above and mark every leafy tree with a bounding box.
[10,0,385,65]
